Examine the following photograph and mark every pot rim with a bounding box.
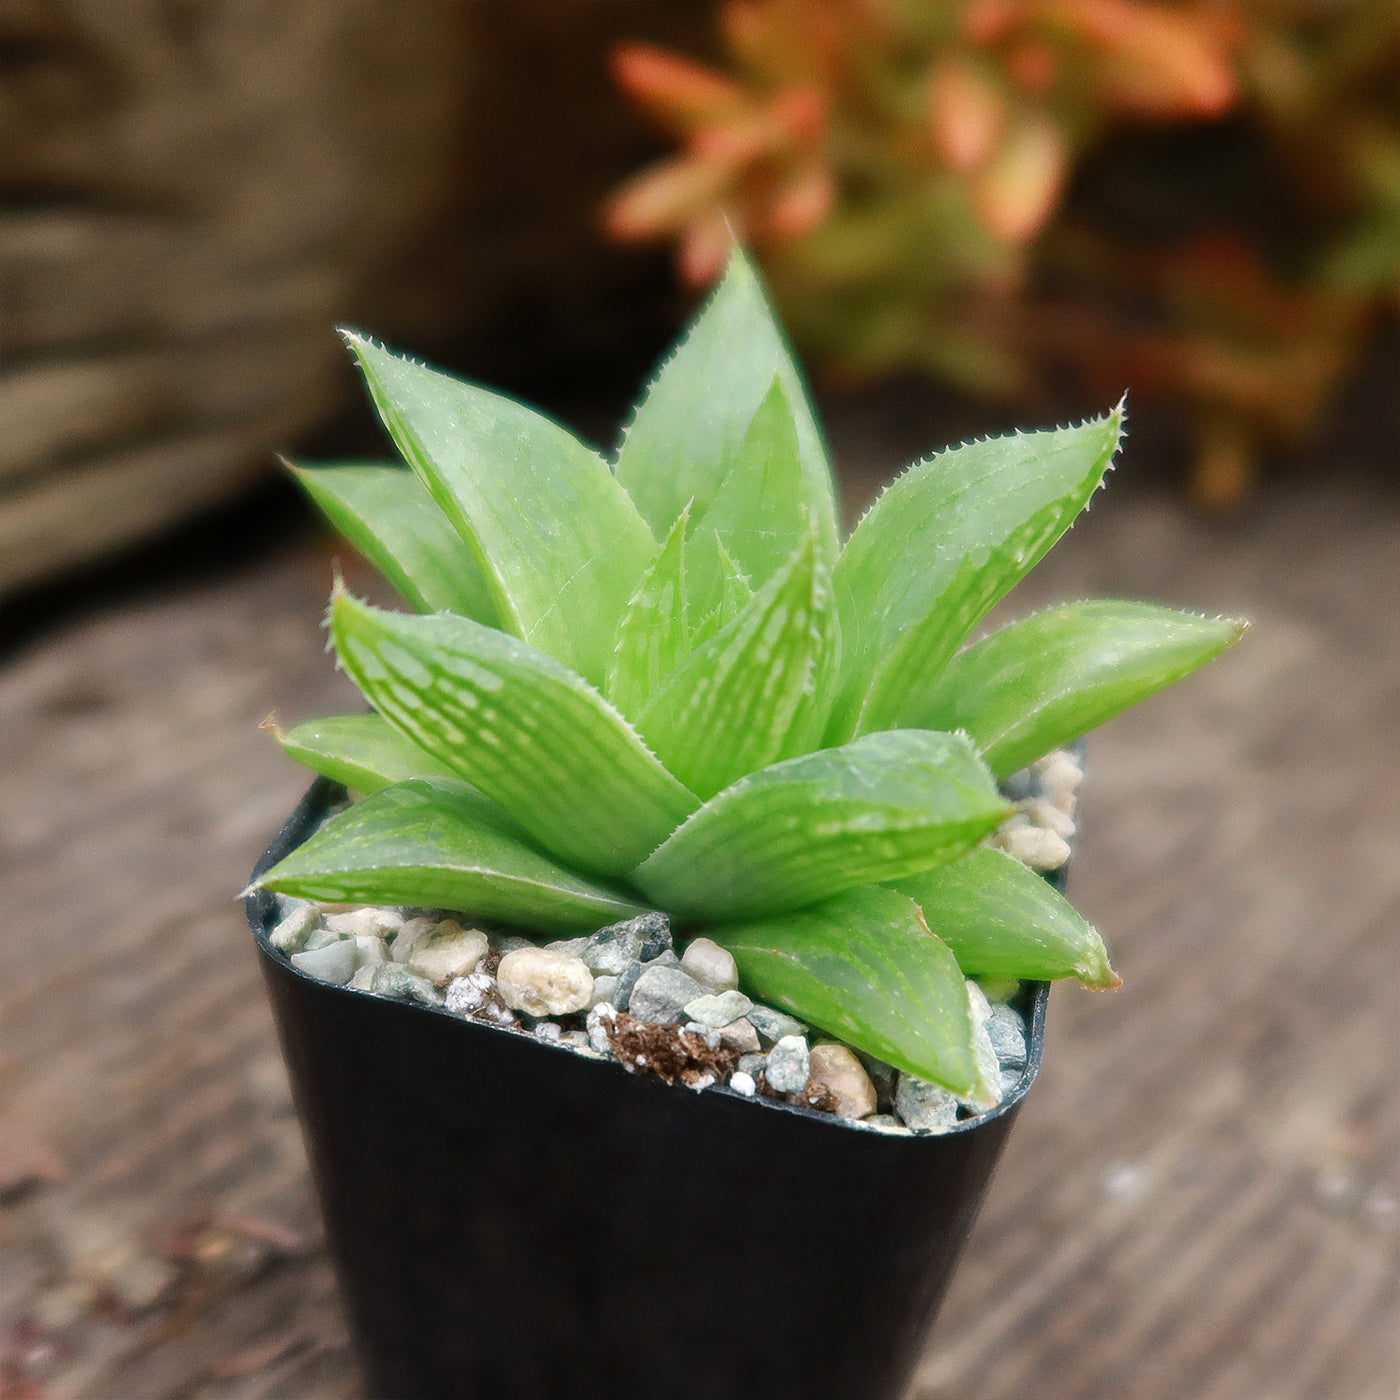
[247,776,1051,1139]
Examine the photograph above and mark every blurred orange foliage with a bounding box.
[606,0,1399,505]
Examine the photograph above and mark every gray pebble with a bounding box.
[633,911,674,961]
[354,934,389,971]
[576,919,646,974]
[961,1015,1004,1109]
[894,1075,960,1132]
[302,926,346,953]
[999,768,1035,802]
[543,936,589,960]
[765,1035,810,1094]
[588,975,619,1010]
[682,990,754,1029]
[613,960,644,1012]
[1000,1067,1024,1097]
[370,963,444,1006]
[746,1005,807,1044]
[627,965,707,1025]
[737,1052,769,1079]
[985,1003,1028,1068]
[496,935,536,954]
[291,939,356,985]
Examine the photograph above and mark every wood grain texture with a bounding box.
[1,456,1395,1398]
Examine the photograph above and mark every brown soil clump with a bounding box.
[604,1012,739,1088]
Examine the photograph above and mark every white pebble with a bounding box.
[534,1021,563,1042]
[680,937,739,991]
[730,1071,756,1097]
[586,1002,618,1055]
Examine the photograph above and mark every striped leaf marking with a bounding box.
[330,592,698,878]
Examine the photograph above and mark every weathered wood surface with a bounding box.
[0,0,471,592]
[1,444,1396,1398]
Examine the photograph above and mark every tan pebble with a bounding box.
[497,947,594,1016]
[390,917,436,963]
[716,1019,761,1053]
[680,936,739,991]
[995,823,1071,871]
[1029,800,1075,840]
[808,1043,878,1119]
[408,922,490,988]
[1034,749,1083,794]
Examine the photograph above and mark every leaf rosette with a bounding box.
[257,251,1244,1097]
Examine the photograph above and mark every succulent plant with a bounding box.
[254,250,1243,1103]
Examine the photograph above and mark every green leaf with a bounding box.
[253,778,649,932]
[891,847,1119,988]
[915,601,1248,778]
[630,730,1012,921]
[685,376,810,606]
[829,405,1125,741]
[330,591,698,877]
[344,334,656,688]
[709,885,994,1098]
[614,249,839,564]
[288,460,498,622]
[606,509,692,722]
[271,713,459,792]
[684,533,754,648]
[634,531,839,800]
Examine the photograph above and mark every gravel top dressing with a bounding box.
[259,750,1082,1133]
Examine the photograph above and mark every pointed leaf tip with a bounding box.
[344,335,656,686]
[830,405,1127,740]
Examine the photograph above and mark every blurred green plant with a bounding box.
[604,0,1399,507]
[253,251,1243,1098]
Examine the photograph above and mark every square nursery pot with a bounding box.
[246,777,1055,1400]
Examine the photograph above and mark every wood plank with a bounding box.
[1,467,1395,1400]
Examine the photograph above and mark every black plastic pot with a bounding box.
[247,778,1052,1400]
